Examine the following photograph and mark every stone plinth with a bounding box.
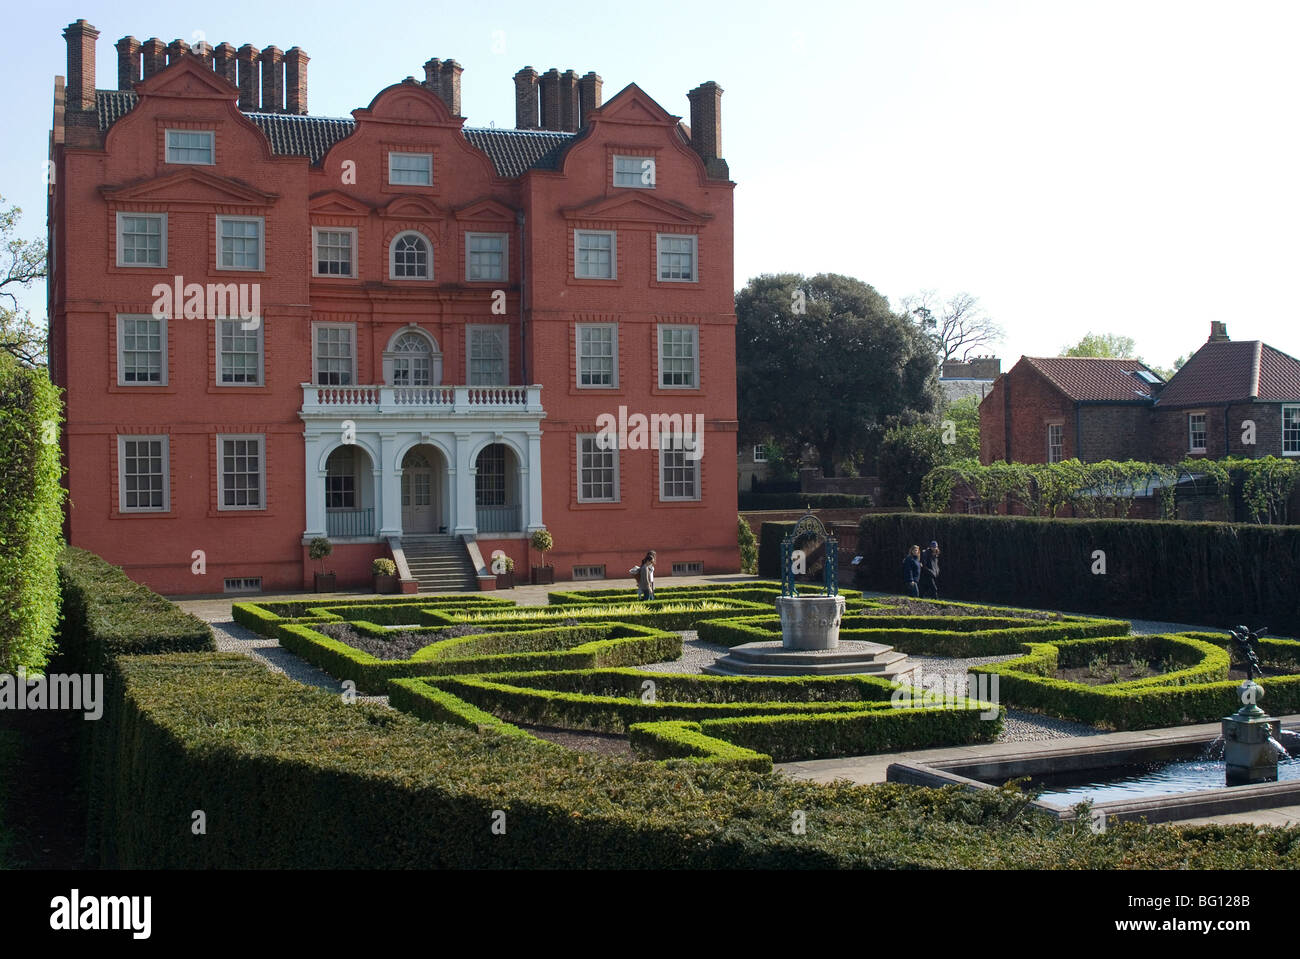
[777,594,845,651]
[1223,712,1282,785]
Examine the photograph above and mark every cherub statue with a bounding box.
[1229,625,1268,681]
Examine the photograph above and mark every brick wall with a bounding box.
[1079,405,1151,461]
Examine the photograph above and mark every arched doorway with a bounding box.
[401,445,446,533]
[324,444,376,537]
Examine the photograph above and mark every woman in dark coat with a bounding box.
[902,545,921,597]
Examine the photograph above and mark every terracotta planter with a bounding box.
[495,571,515,589]
[530,566,554,585]
[314,572,337,593]
[373,573,398,594]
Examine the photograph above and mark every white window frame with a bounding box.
[659,433,701,502]
[466,324,509,386]
[1047,424,1064,464]
[165,129,214,165]
[656,234,698,283]
[389,230,433,281]
[115,212,167,268]
[752,445,768,463]
[1188,412,1208,453]
[466,232,508,282]
[117,435,170,513]
[388,152,433,186]
[576,323,619,389]
[216,433,267,512]
[116,314,168,386]
[613,154,655,188]
[312,227,357,278]
[1283,405,1300,456]
[577,433,619,503]
[215,215,265,272]
[215,318,265,387]
[574,230,616,280]
[312,322,357,387]
[657,325,700,389]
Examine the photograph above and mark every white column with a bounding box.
[303,430,326,538]
[453,431,476,535]
[525,429,544,532]
[378,432,402,536]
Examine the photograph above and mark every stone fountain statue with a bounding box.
[1222,625,1284,785]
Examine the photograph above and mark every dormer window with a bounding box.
[613,155,655,188]
[166,130,214,165]
[388,152,432,186]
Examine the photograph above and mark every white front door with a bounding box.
[402,467,437,532]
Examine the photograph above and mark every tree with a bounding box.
[901,290,1004,363]
[1150,353,1189,381]
[736,273,941,477]
[1060,332,1138,359]
[876,396,980,506]
[0,198,48,368]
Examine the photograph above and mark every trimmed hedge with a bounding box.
[854,512,1300,634]
[46,547,1300,868]
[386,680,543,743]
[546,582,860,606]
[233,594,515,637]
[0,354,66,672]
[695,611,1130,653]
[420,597,769,632]
[700,704,1003,763]
[279,622,682,695]
[628,721,774,772]
[739,492,873,510]
[970,633,1300,729]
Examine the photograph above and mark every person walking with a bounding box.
[902,545,921,598]
[630,550,656,601]
[919,540,940,600]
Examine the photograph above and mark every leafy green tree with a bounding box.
[736,273,940,477]
[1060,332,1138,359]
[942,395,981,460]
[0,199,48,368]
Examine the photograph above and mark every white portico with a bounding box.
[299,384,545,542]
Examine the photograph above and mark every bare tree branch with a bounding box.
[902,290,1004,362]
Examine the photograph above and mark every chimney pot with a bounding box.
[141,38,167,79]
[285,46,309,114]
[63,19,100,113]
[115,36,140,91]
[1209,321,1230,342]
[513,66,539,130]
[214,43,238,86]
[259,45,284,112]
[539,68,562,131]
[578,71,602,127]
[236,44,260,110]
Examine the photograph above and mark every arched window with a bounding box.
[475,443,507,507]
[390,231,431,279]
[392,332,433,386]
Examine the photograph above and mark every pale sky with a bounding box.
[5,0,1298,370]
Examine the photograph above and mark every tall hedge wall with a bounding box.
[854,513,1300,634]
[0,354,65,672]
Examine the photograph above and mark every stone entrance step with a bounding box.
[704,640,912,678]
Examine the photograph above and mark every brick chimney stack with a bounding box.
[166,39,191,64]
[236,45,260,110]
[440,60,463,115]
[558,69,579,132]
[687,81,728,179]
[578,72,602,127]
[141,38,166,79]
[63,19,99,114]
[539,68,561,131]
[213,43,238,87]
[259,45,284,111]
[1209,321,1230,342]
[285,46,309,114]
[514,67,539,129]
[423,58,442,90]
[193,41,213,67]
[115,36,140,90]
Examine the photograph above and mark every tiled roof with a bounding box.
[1156,339,1300,407]
[1022,356,1161,402]
[94,90,575,176]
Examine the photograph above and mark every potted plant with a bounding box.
[372,557,398,594]
[494,554,515,589]
[310,537,335,592]
[529,528,555,585]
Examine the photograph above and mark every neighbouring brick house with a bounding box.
[979,356,1162,464]
[48,19,737,595]
[980,322,1300,466]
